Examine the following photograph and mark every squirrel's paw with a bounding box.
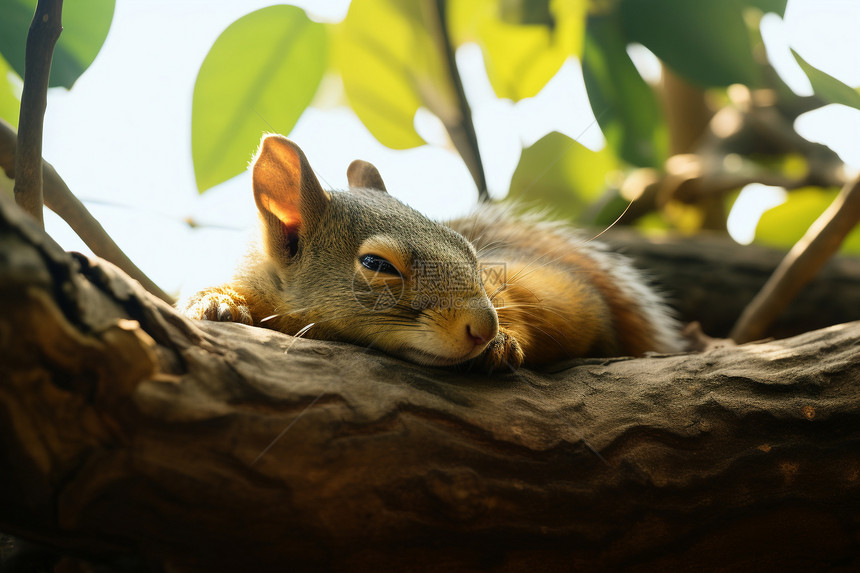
[472,330,524,373]
[184,289,253,325]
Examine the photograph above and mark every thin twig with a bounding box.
[429,0,490,203]
[0,119,174,304]
[14,0,64,228]
[730,174,860,343]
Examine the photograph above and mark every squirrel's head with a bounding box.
[250,134,498,366]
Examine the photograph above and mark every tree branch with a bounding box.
[731,173,860,343]
[13,0,64,228]
[1,182,859,572]
[603,228,860,339]
[0,119,174,304]
[661,67,712,156]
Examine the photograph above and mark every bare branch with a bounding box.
[0,119,174,304]
[13,0,64,228]
[731,174,860,343]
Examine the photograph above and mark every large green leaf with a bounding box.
[507,131,617,220]
[334,0,454,149]
[755,187,860,254]
[792,50,860,111]
[497,0,552,26]
[0,54,21,128]
[619,0,760,88]
[743,0,787,16]
[0,0,114,89]
[582,14,667,168]
[192,5,327,192]
[450,0,586,101]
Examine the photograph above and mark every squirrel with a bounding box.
[181,134,684,371]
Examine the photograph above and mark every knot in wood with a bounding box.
[424,468,491,522]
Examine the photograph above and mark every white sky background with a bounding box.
[10,0,860,297]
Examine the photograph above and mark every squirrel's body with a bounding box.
[448,205,683,363]
[182,135,684,371]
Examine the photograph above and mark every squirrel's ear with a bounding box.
[252,135,331,257]
[347,159,387,194]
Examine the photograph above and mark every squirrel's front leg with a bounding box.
[471,327,524,373]
[182,285,253,325]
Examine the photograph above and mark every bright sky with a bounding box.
[6,0,859,298]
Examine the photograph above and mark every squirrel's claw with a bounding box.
[472,329,524,373]
[184,289,253,326]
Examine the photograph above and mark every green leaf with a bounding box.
[0,0,114,89]
[498,0,553,26]
[582,14,667,168]
[0,1,31,81]
[792,50,860,111]
[619,0,760,88]
[0,54,22,128]
[742,0,787,16]
[192,5,327,192]
[507,131,618,220]
[451,0,586,101]
[755,187,860,254]
[333,0,447,149]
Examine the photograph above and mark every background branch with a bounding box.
[603,228,860,339]
[13,0,64,228]
[731,173,860,343]
[0,119,174,304]
[661,68,713,156]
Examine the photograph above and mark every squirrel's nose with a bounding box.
[466,322,495,346]
[462,295,499,349]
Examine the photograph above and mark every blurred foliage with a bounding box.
[334,0,448,150]
[756,187,860,253]
[1,0,855,256]
[0,55,20,129]
[508,131,617,219]
[0,0,114,127]
[618,0,761,88]
[184,0,859,254]
[582,12,667,168]
[791,50,860,110]
[450,0,585,100]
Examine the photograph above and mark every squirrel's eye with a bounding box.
[360,254,400,275]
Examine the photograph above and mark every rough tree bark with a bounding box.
[1,190,859,572]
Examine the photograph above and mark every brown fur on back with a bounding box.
[448,204,683,364]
